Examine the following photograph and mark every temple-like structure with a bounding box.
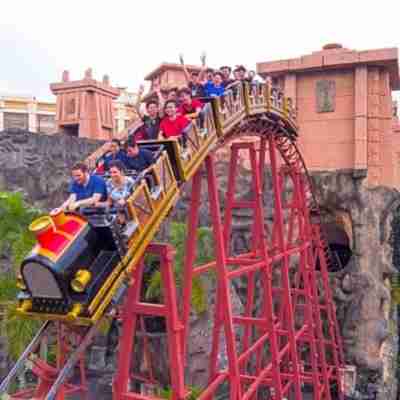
[257,44,400,188]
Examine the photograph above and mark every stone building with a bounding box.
[0,94,56,134]
[0,87,138,137]
[257,43,400,188]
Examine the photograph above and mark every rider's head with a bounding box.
[108,160,126,181]
[146,99,159,118]
[126,137,140,157]
[164,100,177,118]
[71,163,89,185]
[110,139,121,155]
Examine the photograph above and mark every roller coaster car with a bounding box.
[16,148,180,325]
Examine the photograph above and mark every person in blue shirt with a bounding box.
[61,162,108,211]
[203,72,225,97]
[99,139,127,171]
[124,137,154,172]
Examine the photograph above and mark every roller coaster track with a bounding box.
[2,82,345,400]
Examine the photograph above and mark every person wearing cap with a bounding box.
[124,137,154,172]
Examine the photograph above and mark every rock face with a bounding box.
[0,129,103,209]
[0,131,399,399]
[310,170,399,399]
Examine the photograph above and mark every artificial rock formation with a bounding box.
[0,129,103,210]
[311,170,399,399]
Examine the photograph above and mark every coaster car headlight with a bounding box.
[71,269,92,293]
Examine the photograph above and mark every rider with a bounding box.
[178,88,206,134]
[96,160,135,224]
[101,139,127,171]
[61,163,107,211]
[159,100,191,141]
[124,137,155,172]
[203,72,225,97]
[220,66,235,88]
[180,53,206,98]
[134,97,162,141]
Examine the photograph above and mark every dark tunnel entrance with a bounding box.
[323,222,353,271]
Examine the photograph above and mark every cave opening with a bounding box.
[324,222,353,271]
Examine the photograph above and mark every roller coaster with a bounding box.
[0,81,344,399]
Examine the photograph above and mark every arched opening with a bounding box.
[319,210,353,272]
[324,222,353,271]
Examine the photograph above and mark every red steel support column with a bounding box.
[158,244,186,400]
[299,175,337,400]
[292,170,322,399]
[113,245,186,400]
[205,154,241,400]
[307,238,333,400]
[113,260,145,399]
[248,143,284,400]
[181,169,202,363]
[223,144,239,254]
[268,136,302,399]
[313,224,344,400]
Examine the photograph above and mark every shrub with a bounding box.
[145,222,214,314]
[0,191,42,359]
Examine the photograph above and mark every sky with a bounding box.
[1,0,399,101]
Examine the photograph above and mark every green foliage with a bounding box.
[3,303,41,360]
[159,385,202,399]
[0,274,19,302]
[145,222,214,314]
[0,191,41,273]
[0,191,42,360]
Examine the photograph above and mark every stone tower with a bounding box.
[257,44,400,188]
[50,69,120,140]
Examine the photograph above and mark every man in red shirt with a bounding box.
[159,100,191,142]
[178,88,207,135]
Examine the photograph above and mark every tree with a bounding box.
[145,222,214,314]
[0,191,42,359]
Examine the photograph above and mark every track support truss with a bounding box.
[1,136,344,400]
